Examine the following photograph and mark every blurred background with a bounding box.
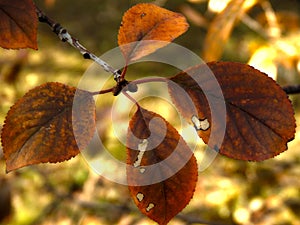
[1,0,300,224]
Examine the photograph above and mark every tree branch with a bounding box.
[35,5,300,97]
[282,84,300,95]
[35,5,122,81]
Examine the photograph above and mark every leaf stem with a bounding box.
[120,65,128,81]
[131,76,167,85]
[90,87,114,96]
[35,5,122,81]
[122,90,140,108]
[120,77,168,109]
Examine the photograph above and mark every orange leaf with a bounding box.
[127,107,197,225]
[1,82,96,172]
[118,3,189,62]
[168,62,295,161]
[0,0,38,50]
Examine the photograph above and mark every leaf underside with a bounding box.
[1,82,96,172]
[127,107,197,225]
[0,0,38,49]
[118,3,189,62]
[168,61,296,161]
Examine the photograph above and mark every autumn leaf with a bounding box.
[1,82,96,172]
[0,0,38,50]
[168,61,295,161]
[118,3,189,62]
[127,106,197,225]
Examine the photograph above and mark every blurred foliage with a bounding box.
[0,0,300,224]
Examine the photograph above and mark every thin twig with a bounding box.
[131,76,167,85]
[90,87,115,96]
[282,84,300,95]
[35,5,122,81]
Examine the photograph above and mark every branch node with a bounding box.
[127,82,138,93]
[38,15,47,23]
[52,23,62,35]
[113,79,129,96]
[113,69,122,82]
[83,53,91,59]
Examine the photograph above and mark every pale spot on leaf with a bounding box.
[138,139,148,151]
[146,203,155,212]
[133,139,148,168]
[136,193,144,202]
[139,167,146,173]
[191,115,210,131]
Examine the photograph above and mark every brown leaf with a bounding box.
[127,107,197,225]
[0,0,38,50]
[118,3,189,62]
[1,82,96,172]
[168,61,295,161]
[202,0,256,61]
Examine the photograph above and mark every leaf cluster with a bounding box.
[0,1,297,225]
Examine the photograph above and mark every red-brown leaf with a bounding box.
[1,82,96,172]
[168,62,295,161]
[127,107,197,225]
[118,3,189,62]
[0,0,38,49]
